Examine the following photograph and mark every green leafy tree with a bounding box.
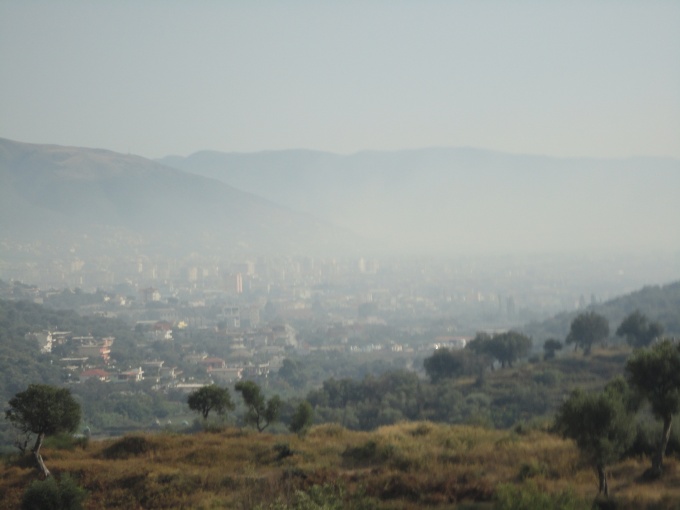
[5,384,81,478]
[554,380,635,496]
[493,331,533,368]
[616,311,664,349]
[235,381,281,432]
[423,347,469,383]
[626,339,680,474]
[278,359,308,389]
[187,384,234,420]
[565,311,609,355]
[467,331,532,368]
[289,401,314,437]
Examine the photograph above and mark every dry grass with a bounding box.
[1,422,679,509]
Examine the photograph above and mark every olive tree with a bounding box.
[423,347,472,383]
[467,331,532,369]
[289,401,314,437]
[554,380,635,496]
[565,311,609,355]
[234,380,281,432]
[543,338,563,360]
[616,311,663,349]
[626,339,680,475]
[187,384,234,420]
[5,384,81,478]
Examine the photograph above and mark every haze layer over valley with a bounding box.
[0,1,677,374]
[1,137,678,328]
[160,148,680,257]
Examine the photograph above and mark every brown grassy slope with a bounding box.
[1,422,679,510]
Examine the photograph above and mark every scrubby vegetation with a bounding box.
[1,422,679,509]
[2,284,680,507]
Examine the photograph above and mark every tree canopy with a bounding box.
[467,331,532,368]
[277,358,308,389]
[543,339,563,360]
[289,401,314,436]
[626,339,680,474]
[616,311,663,349]
[5,384,81,477]
[187,385,234,420]
[234,381,281,432]
[423,347,474,383]
[554,380,635,496]
[565,311,609,355]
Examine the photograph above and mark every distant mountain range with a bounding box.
[159,148,680,255]
[2,138,679,260]
[0,138,361,256]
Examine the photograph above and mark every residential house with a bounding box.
[79,369,111,383]
[117,367,144,383]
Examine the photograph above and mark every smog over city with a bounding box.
[1,2,680,507]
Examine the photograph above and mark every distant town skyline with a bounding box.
[1,2,678,160]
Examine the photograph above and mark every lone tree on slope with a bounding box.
[626,339,680,476]
[543,338,563,360]
[235,380,281,432]
[566,311,609,355]
[187,384,234,421]
[5,384,81,478]
[554,379,635,496]
[616,310,664,349]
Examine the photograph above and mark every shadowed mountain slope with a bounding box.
[0,138,361,256]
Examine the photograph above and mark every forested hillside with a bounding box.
[522,281,680,344]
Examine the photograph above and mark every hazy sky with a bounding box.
[1,1,679,160]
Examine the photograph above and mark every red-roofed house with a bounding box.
[80,369,111,383]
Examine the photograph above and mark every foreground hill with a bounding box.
[2,423,679,509]
[0,138,360,257]
[159,147,680,255]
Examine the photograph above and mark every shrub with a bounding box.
[102,435,157,459]
[22,474,87,510]
[274,442,294,461]
[341,440,399,468]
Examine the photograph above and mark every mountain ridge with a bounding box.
[158,146,680,255]
[0,138,363,256]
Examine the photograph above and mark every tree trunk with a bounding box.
[653,415,673,474]
[32,432,51,478]
[597,464,608,496]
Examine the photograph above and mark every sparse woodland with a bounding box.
[2,288,680,508]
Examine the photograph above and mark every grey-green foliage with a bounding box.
[467,331,533,368]
[289,401,314,436]
[235,380,281,432]
[626,339,680,473]
[565,311,609,355]
[187,384,234,420]
[617,310,664,348]
[6,384,81,477]
[554,379,635,495]
[423,347,477,382]
[542,338,563,360]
